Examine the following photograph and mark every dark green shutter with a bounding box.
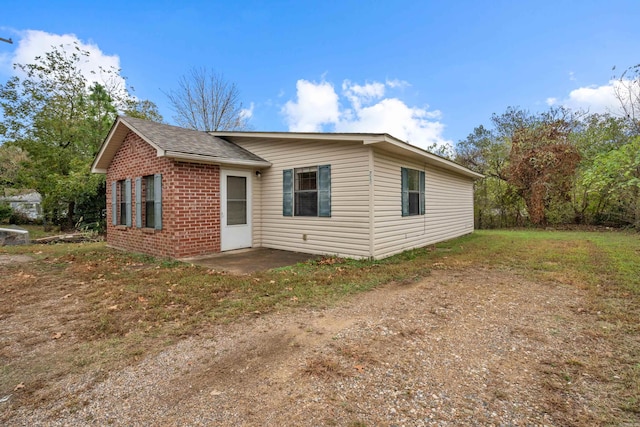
[135,177,142,228]
[401,167,409,217]
[154,174,162,230]
[318,164,331,217]
[419,170,425,215]
[283,169,293,216]
[125,179,132,227]
[111,181,117,225]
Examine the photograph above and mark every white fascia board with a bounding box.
[163,151,272,167]
[211,131,383,143]
[365,136,484,180]
[91,118,123,173]
[213,131,483,179]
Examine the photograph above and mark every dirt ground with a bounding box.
[1,253,625,426]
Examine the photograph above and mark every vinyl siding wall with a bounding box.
[372,149,474,259]
[233,138,372,258]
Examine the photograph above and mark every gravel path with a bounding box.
[5,266,608,426]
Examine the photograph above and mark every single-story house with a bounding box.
[0,191,42,220]
[91,116,483,260]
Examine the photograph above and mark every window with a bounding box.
[134,174,162,230]
[401,167,425,217]
[139,175,153,228]
[226,175,247,225]
[295,166,318,216]
[119,180,127,225]
[112,179,131,226]
[283,165,331,217]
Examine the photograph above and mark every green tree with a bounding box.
[0,144,28,195]
[569,114,630,224]
[583,136,640,227]
[0,44,161,230]
[456,124,522,228]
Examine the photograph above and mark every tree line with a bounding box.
[456,70,640,229]
[1,44,638,231]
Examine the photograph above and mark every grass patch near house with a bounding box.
[1,229,639,423]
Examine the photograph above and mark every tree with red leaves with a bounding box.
[506,109,581,225]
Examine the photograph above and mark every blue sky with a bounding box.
[2,0,639,151]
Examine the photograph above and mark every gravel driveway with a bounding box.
[5,266,610,426]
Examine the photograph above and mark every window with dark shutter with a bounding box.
[145,175,155,228]
[284,165,331,217]
[283,169,293,216]
[125,178,132,227]
[135,177,142,228]
[119,180,127,225]
[111,181,117,225]
[153,174,162,230]
[295,166,318,216]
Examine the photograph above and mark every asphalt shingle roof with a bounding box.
[121,116,267,163]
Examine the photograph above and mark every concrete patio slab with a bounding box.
[181,247,320,275]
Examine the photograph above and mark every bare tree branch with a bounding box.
[165,67,249,131]
[613,64,640,133]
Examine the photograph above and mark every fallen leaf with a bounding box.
[138,296,148,302]
[14,383,24,391]
[52,332,62,340]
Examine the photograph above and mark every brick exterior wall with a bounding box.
[106,131,221,258]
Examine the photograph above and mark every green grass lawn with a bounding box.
[1,228,639,422]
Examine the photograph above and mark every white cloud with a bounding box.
[2,30,127,101]
[342,80,385,109]
[240,102,254,119]
[282,79,340,132]
[547,79,639,115]
[281,78,452,152]
[386,78,410,89]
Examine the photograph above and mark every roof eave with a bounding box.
[211,131,387,142]
[91,117,165,174]
[164,151,272,168]
[91,118,122,173]
[364,136,484,180]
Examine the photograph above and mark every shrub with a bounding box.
[0,202,13,223]
[9,209,34,225]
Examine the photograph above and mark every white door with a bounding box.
[221,169,252,251]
